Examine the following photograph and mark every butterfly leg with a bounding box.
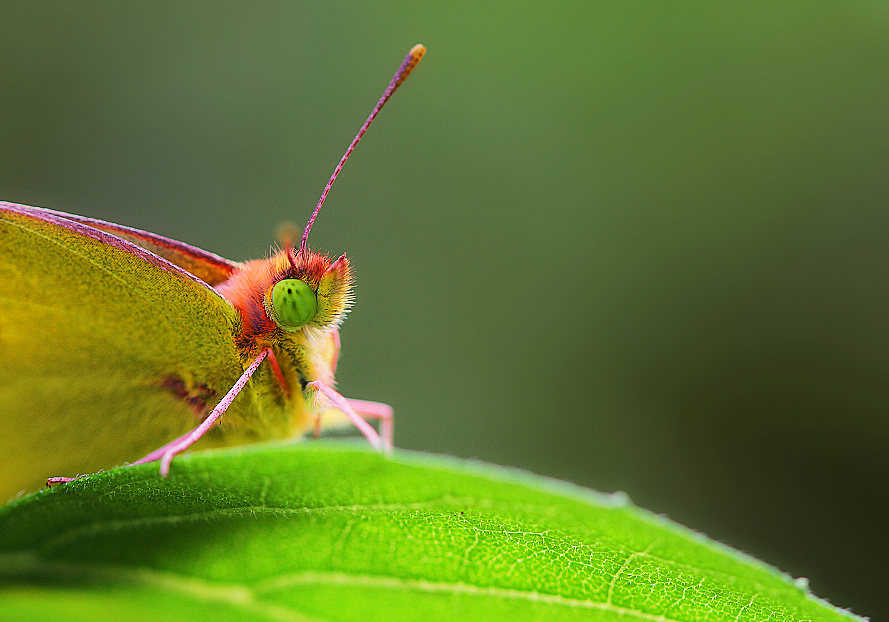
[132,348,271,476]
[265,348,291,398]
[308,381,390,453]
[129,428,199,464]
[46,424,208,486]
[46,476,79,486]
[345,399,393,452]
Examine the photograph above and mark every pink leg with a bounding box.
[133,348,270,476]
[308,381,390,453]
[265,348,291,398]
[346,399,393,451]
[131,428,203,464]
[46,476,79,487]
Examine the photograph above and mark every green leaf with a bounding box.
[0,443,862,622]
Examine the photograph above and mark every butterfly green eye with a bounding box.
[271,279,317,328]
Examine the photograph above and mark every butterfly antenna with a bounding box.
[298,44,426,256]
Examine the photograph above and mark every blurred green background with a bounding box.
[1,2,887,618]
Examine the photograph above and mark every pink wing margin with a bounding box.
[1,202,238,287]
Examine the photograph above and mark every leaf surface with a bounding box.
[0,443,862,622]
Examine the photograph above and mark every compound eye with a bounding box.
[271,279,318,328]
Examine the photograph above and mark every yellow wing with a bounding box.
[0,202,252,500]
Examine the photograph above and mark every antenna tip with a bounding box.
[394,45,426,90]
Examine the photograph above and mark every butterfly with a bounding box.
[0,44,426,501]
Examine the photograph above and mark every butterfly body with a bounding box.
[0,202,351,499]
[0,44,424,500]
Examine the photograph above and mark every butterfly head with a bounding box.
[263,247,352,332]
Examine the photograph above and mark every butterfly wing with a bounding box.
[0,202,248,499]
[25,205,239,286]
